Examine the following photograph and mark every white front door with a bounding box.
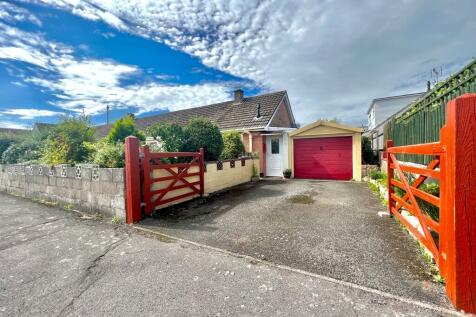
[266,135,283,177]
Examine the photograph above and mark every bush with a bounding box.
[362,136,378,164]
[0,132,27,158]
[1,140,41,164]
[92,142,125,168]
[42,115,95,165]
[221,131,244,160]
[370,170,386,180]
[105,114,144,144]
[147,122,184,152]
[182,118,223,161]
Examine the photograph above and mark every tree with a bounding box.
[182,118,223,161]
[361,136,378,164]
[221,131,244,159]
[41,115,95,165]
[105,114,144,144]
[147,122,184,152]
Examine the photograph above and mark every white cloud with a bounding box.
[0,20,232,117]
[29,0,476,125]
[0,1,42,26]
[1,108,63,119]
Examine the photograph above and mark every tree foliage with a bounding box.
[147,122,184,152]
[105,114,144,144]
[41,115,95,165]
[181,118,223,161]
[221,130,244,159]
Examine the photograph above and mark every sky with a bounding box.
[0,0,475,129]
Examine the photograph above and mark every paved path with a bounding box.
[140,180,450,307]
[0,192,459,316]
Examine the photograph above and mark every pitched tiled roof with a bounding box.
[0,127,30,134]
[95,90,288,137]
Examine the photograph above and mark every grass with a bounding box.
[368,179,444,284]
[111,215,123,224]
[368,181,387,206]
[64,203,73,211]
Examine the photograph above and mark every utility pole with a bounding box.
[106,105,110,125]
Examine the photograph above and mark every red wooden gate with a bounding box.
[141,146,204,215]
[386,94,476,313]
[124,138,204,223]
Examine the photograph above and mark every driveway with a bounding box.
[0,192,459,316]
[139,179,450,307]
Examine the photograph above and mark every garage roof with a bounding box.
[289,120,363,137]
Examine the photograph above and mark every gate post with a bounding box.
[441,94,476,313]
[125,136,142,224]
[386,140,395,216]
[199,148,204,195]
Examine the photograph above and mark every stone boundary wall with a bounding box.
[0,164,125,218]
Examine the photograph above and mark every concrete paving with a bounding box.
[140,179,451,307]
[0,191,461,316]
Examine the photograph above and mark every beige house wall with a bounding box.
[288,123,362,181]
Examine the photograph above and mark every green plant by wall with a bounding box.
[0,131,27,159]
[369,170,386,180]
[41,115,96,165]
[181,117,224,161]
[92,141,125,168]
[105,114,145,144]
[221,131,244,160]
[1,140,41,164]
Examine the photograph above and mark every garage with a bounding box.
[288,121,362,181]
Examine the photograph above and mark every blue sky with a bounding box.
[0,0,475,129]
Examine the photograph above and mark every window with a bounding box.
[271,138,279,154]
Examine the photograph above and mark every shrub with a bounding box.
[0,132,27,158]
[182,118,223,161]
[369,170,386,180]
[105,114,144,144]
[1,140,41,164]
[221,131,244,160]
[92,142,125,168]
[41,115,95,165]
[147,122,184,152]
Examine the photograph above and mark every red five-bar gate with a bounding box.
[387,94,476,313]
[124,137,204,224]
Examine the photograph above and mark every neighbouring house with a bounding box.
[363,92,425,154]
[0,127,29,134]
[288,121,362,181]
[96,89,297,177]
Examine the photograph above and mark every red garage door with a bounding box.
[294,136,352,180]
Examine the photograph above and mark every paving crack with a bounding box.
[56,236,128,317]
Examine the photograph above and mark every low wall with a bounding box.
[204,158,258,194]
[0,164,125,218]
